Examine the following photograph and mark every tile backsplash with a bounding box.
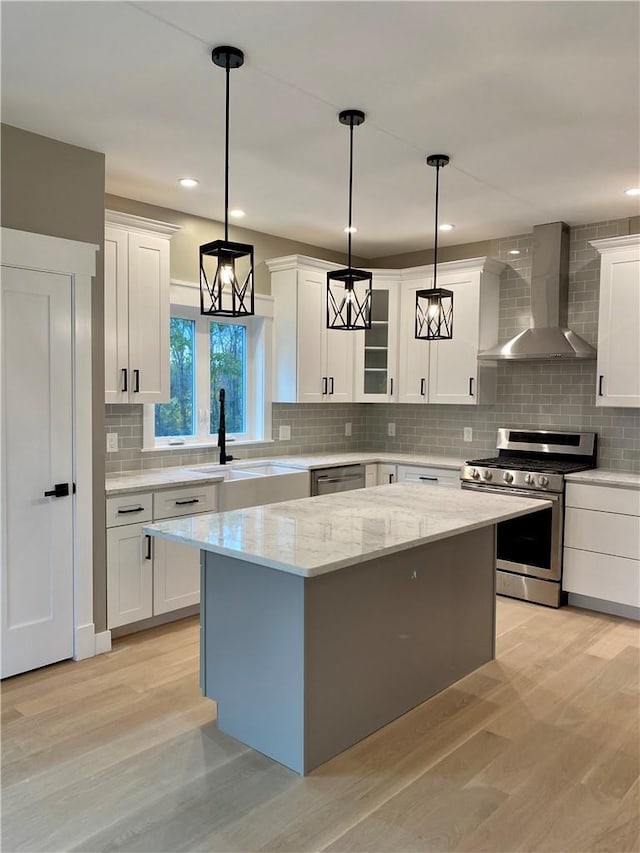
[106,218,639,476]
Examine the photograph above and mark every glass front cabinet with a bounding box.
[353,274,400,402]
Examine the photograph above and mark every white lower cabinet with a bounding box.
[396,464,461,489]
[365,464,378,488]
[377,464,397,485]
[563,482,640,616]
[106,484,217,630]
[152,537,201,615]
[107,522,153,629]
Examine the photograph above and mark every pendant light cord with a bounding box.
[224,58,230,242]
[347,119,354,269]
[432,162,440,291]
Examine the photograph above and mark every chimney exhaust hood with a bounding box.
[478,221,596,360]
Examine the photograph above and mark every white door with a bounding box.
[398,279,431,404]
[104,226,129,403]
[127,232,170,404]
[296,270,326,403]
[428,273,479,405]
[353,278,399,403]
[1,267,74,678]
[106,523,153,629]
[325,323,354,403]
[153,537,200,615]
[596,251,640,407]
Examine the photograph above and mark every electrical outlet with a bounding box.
[279,425,291,441]
[464,427,473,442]
[106,432,119,453]
[345,422,352,437]
[387,422,396,437]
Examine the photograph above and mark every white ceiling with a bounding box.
[2,1,639,257]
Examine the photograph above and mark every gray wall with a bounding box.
[0,124,108,632]
[105,194,364,294]
[106,218,640,475]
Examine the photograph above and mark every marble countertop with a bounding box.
[105,452,466,495]
[565,469,640,489]
[144,483,548,578]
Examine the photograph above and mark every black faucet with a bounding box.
[218,388,233,465]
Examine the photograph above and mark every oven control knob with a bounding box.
[470,468,480,480]
[538,475,549,487]
[482,469,492,480]
[503,472,514,483]
[524,474,534,485]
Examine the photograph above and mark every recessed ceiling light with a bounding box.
[508,249,521,255]
[344,226,358,234]
[230,209,245,218]
[625,187,640,196]
[179,177,199,188]
[439,223,454,231]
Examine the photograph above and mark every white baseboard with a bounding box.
[95,630,112,655]
[74,624,113,659]
[74,622,97,660]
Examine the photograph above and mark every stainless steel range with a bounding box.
[461,428,597,608]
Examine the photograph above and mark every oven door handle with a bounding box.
[461,483,560,502]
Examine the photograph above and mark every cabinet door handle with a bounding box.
[420,378,426,396]
[469,377,475,396]
[322,376,328,395]
[117,505,145,514]
[145,534,152,560]
[419,476,439,482]
[329,377,334,395]
[121,368,128,392]
[133,369,140,393]
[389,377,394,396]
[389,473,394,484]
[175,498,199,506]
[598,375,604,397]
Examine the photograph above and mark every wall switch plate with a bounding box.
[279,425,291,441]
[463,427,473,442]
[387,422,396,437]
[345,422,352,437]
[106,432,119,453]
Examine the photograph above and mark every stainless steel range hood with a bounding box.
[478,222,597,360]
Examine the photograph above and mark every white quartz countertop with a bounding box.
[105,452,465,495]
[144,483,549,578]
[565,469,640,489]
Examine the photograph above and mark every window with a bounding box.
[144,305,270,449]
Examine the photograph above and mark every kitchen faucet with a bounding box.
[218,388,233,465]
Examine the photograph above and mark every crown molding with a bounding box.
[589,234,640,254]
[105,209,181,238]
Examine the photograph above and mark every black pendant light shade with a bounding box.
[200,46,255,317]
[415,154,453,340]
[327,109,372,331]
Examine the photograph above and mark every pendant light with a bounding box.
[200,46,254,317]
[415,155,453,340]
[326,109,372,330]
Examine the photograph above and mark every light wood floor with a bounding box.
[2,599,639,853]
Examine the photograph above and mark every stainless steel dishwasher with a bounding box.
[310,464,366,496]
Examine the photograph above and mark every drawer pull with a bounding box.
[117,506,145,514]
[175,498,200,506]
[419,476,439,482]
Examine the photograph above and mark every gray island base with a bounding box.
[202,525,495,775]
[145,483,548,775]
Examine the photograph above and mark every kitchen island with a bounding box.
[145,483,548,774]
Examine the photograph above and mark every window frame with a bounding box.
[143,287,273,451]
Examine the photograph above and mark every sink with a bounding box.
[188,465,261,478]
[237,463,303,476]
[224,469,262,480]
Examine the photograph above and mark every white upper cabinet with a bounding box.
[104,211,179,404]
[353,275,400,402]
[268,257,354,403]
[591,235,640,408]
[398,258,504,405]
